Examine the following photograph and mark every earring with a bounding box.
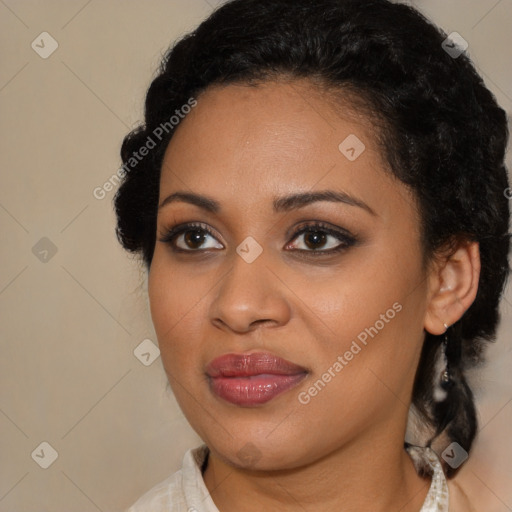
[440,324,453,391]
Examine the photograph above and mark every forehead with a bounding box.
[159,79,412,220]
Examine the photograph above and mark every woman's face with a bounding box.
[148,79,432,470]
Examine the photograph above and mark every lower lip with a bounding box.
[209,373,307,407]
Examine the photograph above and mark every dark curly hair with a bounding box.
[114,0,510,477]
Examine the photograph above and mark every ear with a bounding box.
[424,240,481,335]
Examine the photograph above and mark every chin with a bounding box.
[204,428,315,472]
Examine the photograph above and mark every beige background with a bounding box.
[0,1,511,511]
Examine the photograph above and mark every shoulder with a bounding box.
[124,445,211,512]
[447,478,476,512]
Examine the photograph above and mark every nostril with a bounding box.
[250,318,274,328]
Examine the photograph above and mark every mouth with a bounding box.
[205,352,308,407]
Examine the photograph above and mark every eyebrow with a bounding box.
[158,190,376,216]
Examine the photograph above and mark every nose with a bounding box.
[208,249,292,334]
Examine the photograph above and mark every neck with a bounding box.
[203,425,431,512]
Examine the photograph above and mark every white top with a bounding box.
[125,444,449,512]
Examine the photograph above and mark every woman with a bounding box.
[115,0,510,510]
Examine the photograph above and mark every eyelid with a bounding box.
[286,221,354,242]
[157,222,224,249]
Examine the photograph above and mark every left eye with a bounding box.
[286,226,354,253]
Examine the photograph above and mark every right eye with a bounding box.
[158,222,224,252]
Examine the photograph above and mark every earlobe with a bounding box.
[424,241,481,335]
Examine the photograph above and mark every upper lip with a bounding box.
[206,352,308,378]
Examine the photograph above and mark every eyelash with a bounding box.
[158,221,357,256]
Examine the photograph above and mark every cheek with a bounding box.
[295,243,426,391]
[147,253,210,363]
[294,249,420,346]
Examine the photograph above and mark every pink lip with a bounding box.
[206,352,308,407]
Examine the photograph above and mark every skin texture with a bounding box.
[148,79,480,512]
